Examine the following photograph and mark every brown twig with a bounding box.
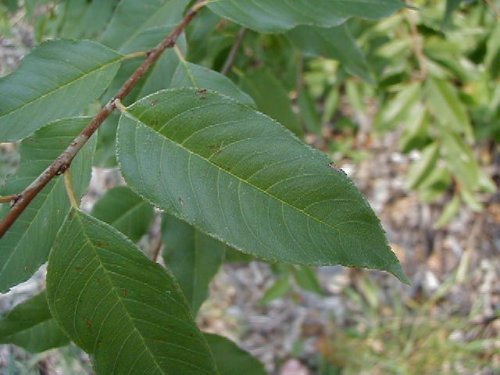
[221,27,247,75]
[0,2,205,238]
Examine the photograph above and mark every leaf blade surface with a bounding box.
[46,209,217,375]
[117,89,406,282]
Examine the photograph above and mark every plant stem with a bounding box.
[0,195,18,204]
[0,2,205,239]
[221,27,247,76]
[63,170,78,209]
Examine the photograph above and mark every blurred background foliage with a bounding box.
[0,0,498,374]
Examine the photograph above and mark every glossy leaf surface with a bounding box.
[117,89,407,282]
[162,214,225,315]
[0,292,69,353]
[0,117,95,292]
[0,40,122,141]
[208,0,405,33]
[46,209,217,374]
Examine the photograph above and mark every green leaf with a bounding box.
[0,40,123,141]
[288,24,372,83]
[46,209,218,375]
[297,89,322,135]
[0,117,95,293]
[240,69,303,137]
[171,62,256,107]
[261,276,291,304]
[434,194,461,229]
[208,0,405,33]
[292,266,323,295]
[56,0,120,39]
[117,88,408,283]
[375,83,421,132]
[406,143,440,189]
[0,292,69,353]
[204,334,267,375]
[441,0,462,29]
[440,132,482,191]
[425,77,473,139]
[91,186,154,243]
[100,0,189,51]
[162,214,225,316]
[95,26,187,167]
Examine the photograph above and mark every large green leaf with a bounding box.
[0,117,95,293]
[171,62,255,107]
[287,24,372,82]
[91,186,154,243]
[0,292,69,353]
[208,0,405,33]
[46,209,218,374]
[100,0,189,51]
[0,40,123,141]
[204,334,266,375]
[116,89,407,282]
[162,214,225,315]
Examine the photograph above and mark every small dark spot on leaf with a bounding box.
[150,99,158,106]
[178,197,184,207]
[85,318,93,332]
[74,266,84,272]
[196,88,208,99]
[23,265,31,273]
[121,288,128,297]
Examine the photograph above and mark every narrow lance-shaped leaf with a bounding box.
[91,186,154,243]
[0,117,96,293]
[0,291,69,353]
[46,209,218,375]
[117,88,408,283]
[204,334,267,375]
[208,0,406,33]
[287,24,372,83]
[0,40,123,141]
[162,214,225,316]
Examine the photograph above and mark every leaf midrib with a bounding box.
[128,114,342,236]
[73,213,170,375]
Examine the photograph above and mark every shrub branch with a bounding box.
[0,2,205,238]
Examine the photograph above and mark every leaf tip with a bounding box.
[387,262,411,285]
